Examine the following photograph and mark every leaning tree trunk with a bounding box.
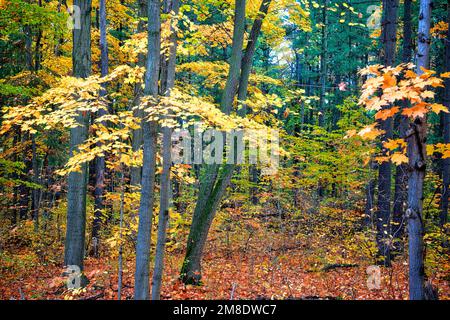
[441,2,450,227]
[64,0,92,273]
[392,0,413,251]
[152,0,179,300]
[406,0,432,300]
[92,0,109,258]
[134,0,160,300]
[376,0,399,266]
[181,0,272,285]
[180,0,247,285]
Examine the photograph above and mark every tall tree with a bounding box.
[441,2,450,227]
[406,0,432,300]
[134,0,160,300]
[180,0,247,284]
[392,0,413,250]
[92,0,109,257]
[64,0,92,273]
[376,0,399,266]
[152,0,180,300]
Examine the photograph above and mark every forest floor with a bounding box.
[1,225,449,300]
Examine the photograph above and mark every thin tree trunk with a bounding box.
[181,0,268,285]
[64,0,92,274]
[117,170,125,300]
[376,0,399,266]
[407,0,432,300]
[134,0,160,300]
[440,2,450,227]
[392,0,413,250]
[31,134,39,232]
[92,0,109,258]
[151,0,179,300]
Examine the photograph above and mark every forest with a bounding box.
[0,0,449,302]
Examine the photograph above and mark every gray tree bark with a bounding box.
[441,2,450,227]
[134,0,160,300]
[392,0,413,251]
[407,0,432,300]
[376,0,399,266]
[152,0,179,300]
[64,0,92,272]
[181,0,271,285]
[92,0,109,258]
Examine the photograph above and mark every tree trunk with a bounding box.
[376,0,399,266]
[134,0,160,300]
[441,2,450,227]
[64,0,92,273]
[31,134,39,232]
[407,0,432,300]
[151,0,179,300]
[92,0,109,258]
[181,0,247,284]
[392,0,413,251]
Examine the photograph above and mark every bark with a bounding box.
[64,0,92,272]
[392,0,413,249]
[376,0,399,266]
[364,161,377,227]
[407,0,432,300]
[31,134,39,232]
[117,172,125,300]
[152,0,179,300]
[92,0,109,258]
[134,0,160,300]
[440,2,450,227]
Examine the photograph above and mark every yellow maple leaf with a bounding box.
[429,103,449,114]
[391,153,409,165]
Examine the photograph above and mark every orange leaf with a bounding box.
[382,73,397,89]
[402,102,428,118]
[375,106,400,120]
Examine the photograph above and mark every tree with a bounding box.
[376,0,399,266]
[64,0,92,273]
[392,0,413,251]
[180,0,247,284]
[152,0,180,300]
[92,0,109,258]
[441,2,450,227]
[134,0,160,300]
[406,0,432,300]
